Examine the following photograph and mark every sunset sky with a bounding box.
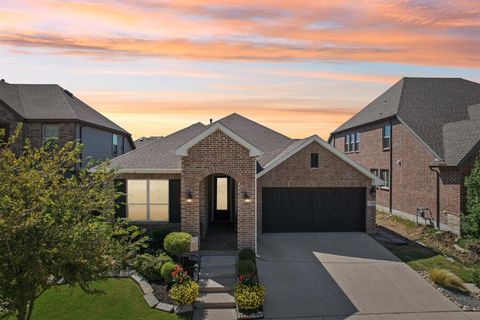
[1,0,479,139]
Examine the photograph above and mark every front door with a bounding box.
[213,176,231,222]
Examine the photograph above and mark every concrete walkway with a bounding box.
[257,233,474,320]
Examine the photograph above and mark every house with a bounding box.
[109,113,382,251]
[0,80,134,165]
[135,136,163,148]
[329,77,480,235]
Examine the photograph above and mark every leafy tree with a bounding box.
[463,155,480,237]
[0,125,147,320]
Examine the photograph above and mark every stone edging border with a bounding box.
[112,259,200,314]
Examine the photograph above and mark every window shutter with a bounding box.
[169,179,181,223]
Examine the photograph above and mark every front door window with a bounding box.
[214,177,230,222]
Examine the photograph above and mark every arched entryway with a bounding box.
[199,174,237,251]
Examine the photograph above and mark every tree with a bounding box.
[463,155,480,237]
[0,125,147,320]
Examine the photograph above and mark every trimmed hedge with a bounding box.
[161,261,177,284]
[237,259,256,276]
[164,232,192,257]
[238,248,256,262]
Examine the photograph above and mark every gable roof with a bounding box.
[109,122,206,172]
[332,78,480,166]
[0,81,129,135]
[135,136,163,148]
[257,135,383,185]
[176,122,263,157]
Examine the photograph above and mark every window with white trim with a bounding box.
[350,132,355,152]
[112,134,118,155]
[127,180,169,222]
[380,169,390,189]
[345,134,349,152]
[355,131,360,151]
[383,123,391,150]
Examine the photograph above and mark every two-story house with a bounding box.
[329,77,480,235]
[0,80,134,165]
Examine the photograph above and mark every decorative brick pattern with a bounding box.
[257,141,376,233]
[180,130,256,249]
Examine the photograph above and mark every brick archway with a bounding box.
[179,129,256,250]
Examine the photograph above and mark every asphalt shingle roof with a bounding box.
[134,136,163,148]
[109,113,296,171]
[110,122,206,170]
[332,78,480,166]
[0,81,129,134]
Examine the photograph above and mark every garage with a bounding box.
[262,187,366,233]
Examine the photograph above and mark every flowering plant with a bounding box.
[238,272,257,286]
[171,265,191,285]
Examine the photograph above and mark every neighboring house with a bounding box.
[0,80,134,165]
[109,113,382,251]
[329,77,480,235]
[135,136,163,148]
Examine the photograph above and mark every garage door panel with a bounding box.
[262,187,365,233]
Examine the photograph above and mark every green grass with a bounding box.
[11,278,189,320]
[387,244,477,282]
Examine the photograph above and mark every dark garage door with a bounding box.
[262,187,366,232]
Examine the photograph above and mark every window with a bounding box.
[345,134,349,152]
[350,133,355,152]
[380,169,390,189]
[112,134,118,155]
[310,153,319,168]
[216,177,228,211]
[0,124,9,142]
[127,180,169,222]
[383,123,391,150]
[355,131,360,151]
[43,124,59,142]
[370,168,379,177]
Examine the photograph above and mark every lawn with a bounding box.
[377,211,480,283]
[386,243,476,282]
[10,278,189,320]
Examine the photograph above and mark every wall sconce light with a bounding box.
[186,191,193,203]
[243,192,251,203]
[370,186,376,196]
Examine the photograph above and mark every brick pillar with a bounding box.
[237,181,256,249]
[181,176,200,237]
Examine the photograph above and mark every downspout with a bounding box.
[389,118,393,213]
[429,166,441,229]
[78,124,86,168]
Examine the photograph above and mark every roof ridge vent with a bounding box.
[64,89,74,98]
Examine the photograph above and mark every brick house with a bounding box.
[329,77,480,235]
[0,80,134,165]
[110,113,382,251]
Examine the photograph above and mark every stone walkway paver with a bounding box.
[193,255,237,320]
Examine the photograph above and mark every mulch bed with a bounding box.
[150,282,175,305]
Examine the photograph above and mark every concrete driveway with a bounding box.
[257,233,477,320]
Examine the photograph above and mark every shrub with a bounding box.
[473,270,480,288]
[237,259,256,276]
[164,232,192,257]
[234,283,265,311]
[463,156,480,237]
[169,281,199,305]
[430,268,469,292]
[239,248,256,262]
[161,262,177,284]
[238,272,257,286]
[131,252,172,282]
[147,227,173,251]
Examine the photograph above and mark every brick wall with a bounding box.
[333,119,470,235]
[333,121,390,208]
[180,130,256,249]
[24,122,76,149]
[257,141,375,233]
